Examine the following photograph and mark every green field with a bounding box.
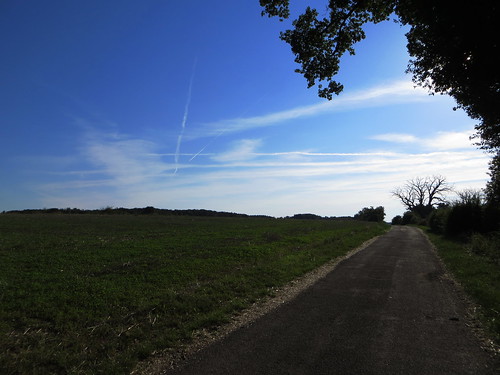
[0,213,387,374]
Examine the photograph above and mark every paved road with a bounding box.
[165,226,497,374]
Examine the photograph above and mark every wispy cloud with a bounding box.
[211,139,263,162]
[425,130,476,150]
[198,80,429,137]
[370,133,419,143]
[370,130,475,150]
[82,130,171,185]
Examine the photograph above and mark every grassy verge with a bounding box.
[424,229,500,345]
[0,214,387,374]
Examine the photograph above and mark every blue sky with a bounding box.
[0,1,490,219]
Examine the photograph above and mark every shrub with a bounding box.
[468,232,500,265]
[446,202,483,235]
[401,211,419,225]
[483,204,500,232]
[354,206,385,222]
[428,208,450,234]
[391,215,403,225]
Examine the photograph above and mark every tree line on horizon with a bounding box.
[1,207,263,218]
[1,207,360,220]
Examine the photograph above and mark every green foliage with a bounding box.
[400,2,499,152]
[0,214,387,374]
[427,207,450,234]
[354,206,385,222]
[261,1,500,152]
[485,153,500,205]
[425,188,499,236]
[259,0,289,19]
[274,0,395,100]
[468,232,500,266]
[401,211,419,225]
[446,201,483,236]
[483,204,500,233]
[391,215,403,225]
[291,213,323,220]
[425,188,500,236]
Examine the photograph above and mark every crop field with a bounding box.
[0,213,387,374]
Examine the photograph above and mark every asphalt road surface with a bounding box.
[165,226,497,374]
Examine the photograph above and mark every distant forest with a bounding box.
[1,207,351,220]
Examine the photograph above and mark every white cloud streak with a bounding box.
[198,80,430,137]
[211,139,263,162]
[370,130,476,150]
[83,131,169,185]
[370,133,419,143]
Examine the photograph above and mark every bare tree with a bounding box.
[456,189,485,206]
[392,176,452,217]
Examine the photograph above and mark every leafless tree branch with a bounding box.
[392,175,452,215]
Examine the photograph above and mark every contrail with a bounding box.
[188,93,269,162]
[188,129,225,162]
[174,57,197,174]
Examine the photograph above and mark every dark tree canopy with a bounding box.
[354,206,385,222]
[485,154,500,205]
[260,0,500,152]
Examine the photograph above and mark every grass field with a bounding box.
[424,229,500,346]
[0,213,387,374]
